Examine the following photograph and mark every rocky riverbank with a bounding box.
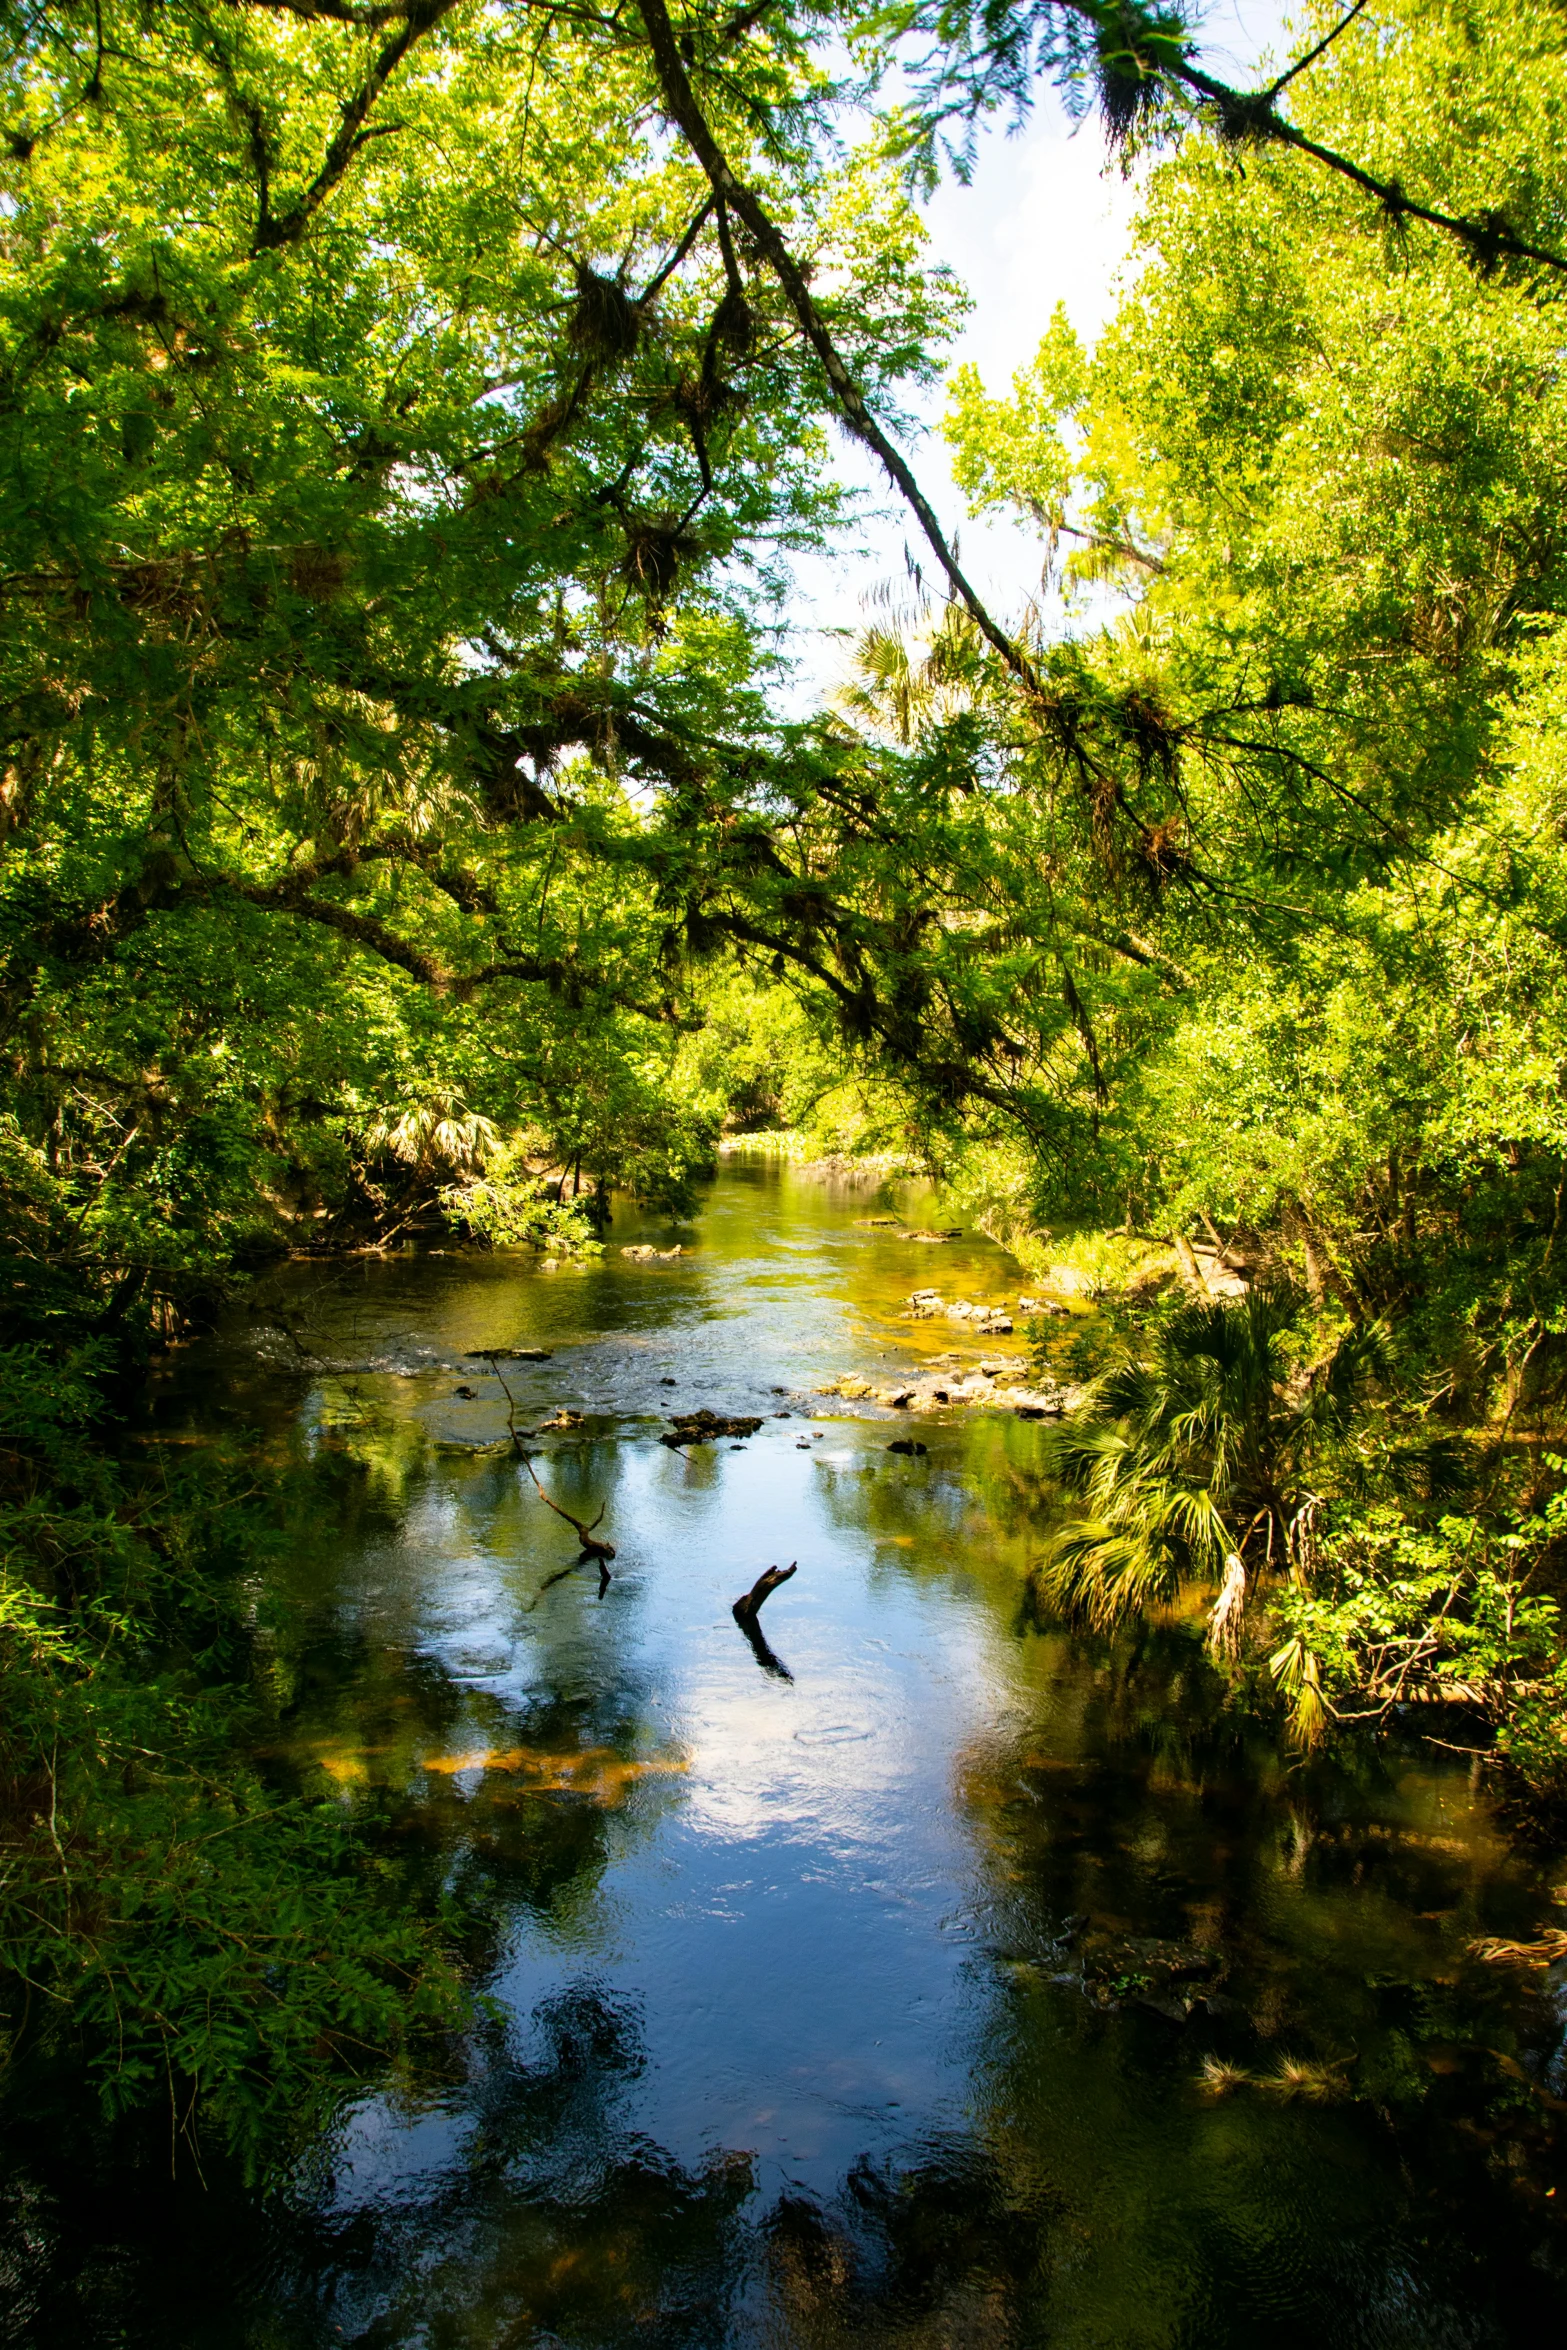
[808,1286,1085,1419]
[813,1362,1081,1418]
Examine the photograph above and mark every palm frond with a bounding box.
[1037,1520,1182,1631]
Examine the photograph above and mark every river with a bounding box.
[14,1154,1567,2343]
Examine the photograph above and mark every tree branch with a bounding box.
[1066,0,1567,277]
[732,1559,795,1623]
[1262,0,1371,105]
[633,0,1047,699]
[251,0,455,254]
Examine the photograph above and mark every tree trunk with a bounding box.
[1206,1555,1248,1658]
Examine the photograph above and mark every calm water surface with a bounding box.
[16,1158,1567,2344]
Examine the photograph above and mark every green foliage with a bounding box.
[9,0,1567,1389]
[943,302,1087,540]
[1036,1286,1567,1782]
[439,1138,603,1253]
[927,0,1567,1436]
[0,1346,474,2175]
[1269,1490,1567,1782]
[5,0,1567,2173]
[0,0,964,1335]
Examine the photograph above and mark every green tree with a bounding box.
[935,0,1567,1432]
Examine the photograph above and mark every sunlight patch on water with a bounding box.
[418,1745,689,1803]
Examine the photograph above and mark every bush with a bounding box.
[1268,1489,1567,1790]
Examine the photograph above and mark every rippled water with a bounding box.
[12,1156,1567,2344]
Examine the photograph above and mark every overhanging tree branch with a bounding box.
[251,0,456,253]
[633,0,1048,700]
[1058,1,1567,277]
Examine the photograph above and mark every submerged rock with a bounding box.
[1010,1391,1068,1418]
[1074,1931,1228,2019]
[906,1293,1013,1331]
[621,1244,685,1262]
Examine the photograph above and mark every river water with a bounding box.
[20,1156,1567,2343]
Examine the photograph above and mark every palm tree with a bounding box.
[1039,1280,1380,1657]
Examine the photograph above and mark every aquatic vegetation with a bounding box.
[418,1745,688,1804]
[1196,2056,1252,2099]
[1258,2055,1352,2104]
[1471,1928,1567,1970]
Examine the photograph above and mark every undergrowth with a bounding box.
[0,1345,477,2181]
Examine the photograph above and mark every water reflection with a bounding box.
[8,1158,1567,2343]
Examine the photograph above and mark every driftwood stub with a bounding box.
[732,1562,797,1625]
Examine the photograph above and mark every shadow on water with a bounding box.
[4,1157,1567,2344]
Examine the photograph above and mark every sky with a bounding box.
[781,1,1299,701]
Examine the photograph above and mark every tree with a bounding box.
[935,0,1567,1431]
[0,0,969,1326]
[8,1,1561,1345]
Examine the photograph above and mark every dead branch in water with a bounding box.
[732,1562,796,1625]
[482,1352,532,1451]
[736,1611,793,1680]
[528,1550,613,1606]
[519,1450,617,1564]
[485,1352,616,1576]
[732,1562,798,1679]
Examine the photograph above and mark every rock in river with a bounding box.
[660,1408,764,1449]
